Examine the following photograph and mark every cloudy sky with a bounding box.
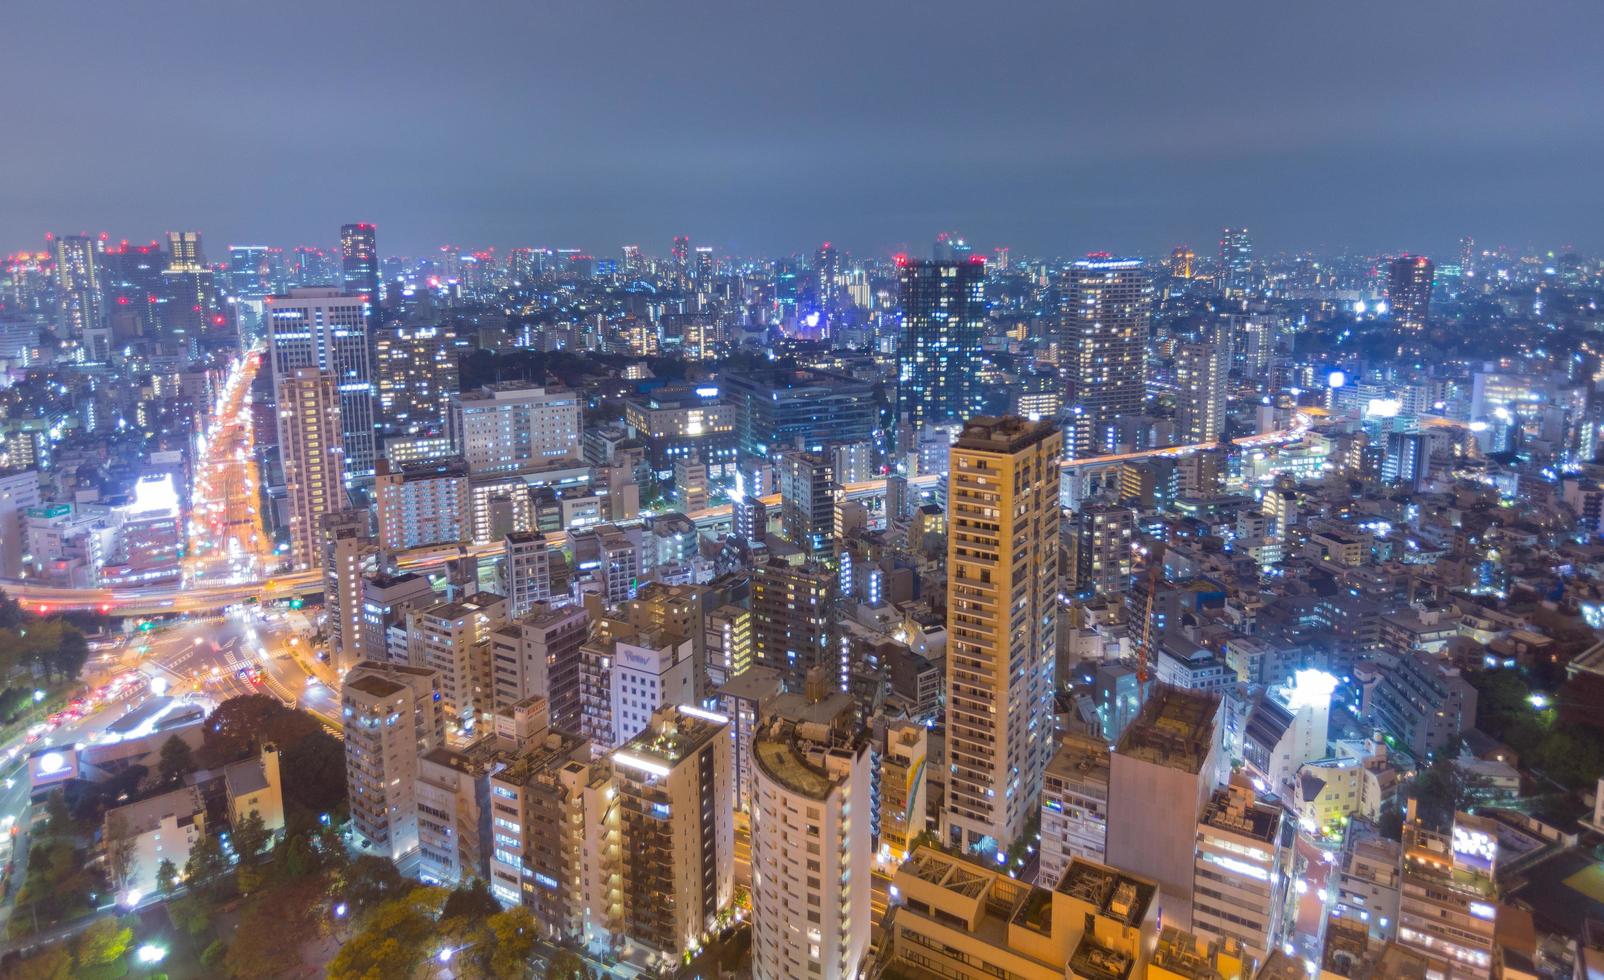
[5,1,1601,261]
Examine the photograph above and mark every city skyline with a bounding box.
[4,2,1603,257]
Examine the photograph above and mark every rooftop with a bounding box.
[954,414,1059,454]
[1054,858,1156,928]
[613,705,728,775]
[1114,684,1219,774]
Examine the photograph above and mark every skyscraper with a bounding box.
[945,416,1062,852]
[1219,227,1253,297]
[340,222,380,304]
[1175,339,1229,444]
[278,368,347,569]
[896,258,985,429]
[342,660,445,860]
[264,288,376,486]
[372,323,462,431]
[1063,256,1151,459]
[1388,254,1435,334]
[322,510,375,674]
[51,234,103,342]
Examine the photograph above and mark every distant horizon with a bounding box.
[5,224,1584,267]
[5,1,1601,261]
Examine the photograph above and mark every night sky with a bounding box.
[6,1,1602,260]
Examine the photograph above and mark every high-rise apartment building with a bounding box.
[896,259,985,429]
[278,368,347,569]
[490,601,589,728]
[778,450,836,555]
[340,223,380,303]
[945,416,1062,852]
[1388,254,1435,334]
[1064,257,1151,459]
[1175,340,1229,445]
[359,570,434,663]
[503,530,557,617]
[265,288,376,486]
[322,510,375,673]
[448,382,582,474]
[374,457,471,550]
[342,660,445,860]
[52,234,103,344]
[484,726,596,924]
[750,559,835,689]
[608,704,733,961]
[749,679,872,980]
[405,593,509,737]
[372,323,461,431]
[1072,503,1134,596]
[1105,685,1223,930]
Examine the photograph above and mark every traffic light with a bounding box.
[289,597,304,610]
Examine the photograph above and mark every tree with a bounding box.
[280,729,347,815]
[0,588,25,631]
[157,734,197,783]
[105,811,137,897]
[156,858,180,896]
[1412,756,1467,832]
[326,887,447,980]
[184,833,233,899]
[233,809,270,866]
[545,950,592,980]
[7,945,73,980]
[487,907,540,980]
[199,695,287,766]
[339,855,408,914]
[223,875,325,979]
[75,915,134,966]
[1377,802,1404,842]
[441,878,498,922]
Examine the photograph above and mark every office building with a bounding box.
[622,385,736,482]
[1040,732,1111,888]
[372,323,461,430]
[277,368,347,569]
[1388,255,1435,334]
[1063,257,1151,459]
[609,630,698,748]
[265,288,376,486]
[405,594,509,737]
[778,450,836,555]
[749,678,872,980]
[885,848,1159,980]
[375,457,471,550]
[896,259,984,429]
[359,570,434,664]
[322,510,375,674]
[722,367,877,460]
[945,416,1062,852]
[750,559,835,690]
[1191,779,1292,967]
[340,222,380,303]
[1105,685,1223,930]
[879,720,929,864]
[342,660,445,861]
[449,382,582,474]
[1175,340,1229,444]
[1219,227,1253,297]
[608,704,733,962]
[1396,810,1498,978]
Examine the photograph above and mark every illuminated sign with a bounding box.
[1451,825,1496,872]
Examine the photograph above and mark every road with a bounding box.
[187,349,272,587]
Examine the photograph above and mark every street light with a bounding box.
[136,944,167,965]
